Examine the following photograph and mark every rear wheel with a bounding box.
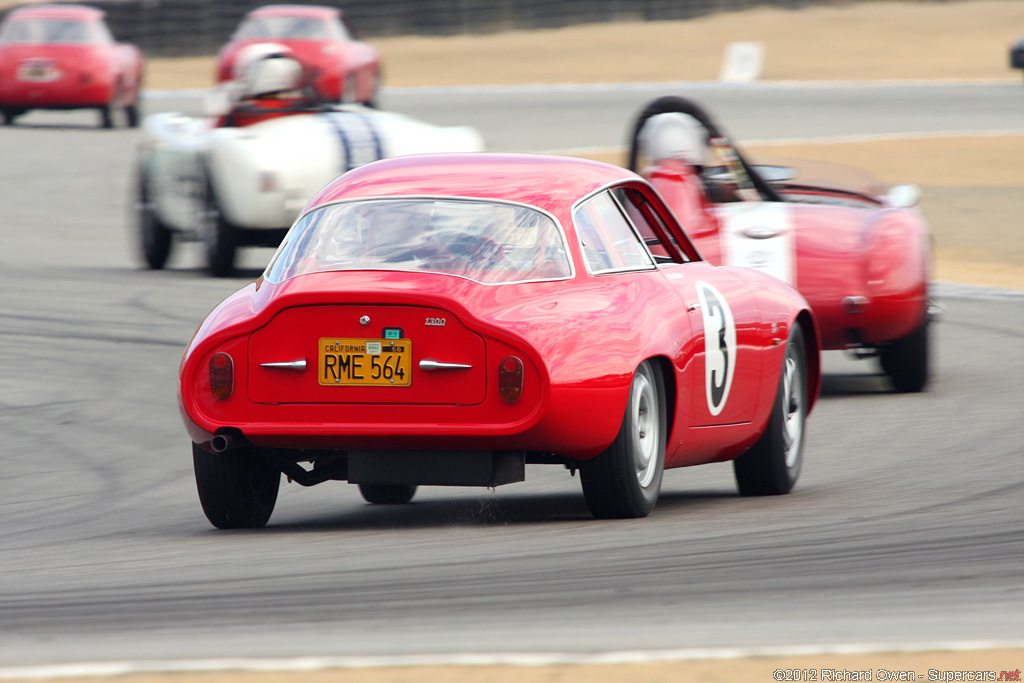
[136,167,173,269]
[2,109,21,125]
[358,483,417,505]
[734,324,807,496]
[200,180,238,277]
[580,361,666,519]
[879,317,930,393]
[99,104,115,129]
[192,443,280,529]
[125,102,140,128]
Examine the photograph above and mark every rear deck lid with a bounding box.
[248,304,487,405]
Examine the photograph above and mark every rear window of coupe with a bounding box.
[235,15,344,41]
[265,198,573,285]
[0,18,101,45]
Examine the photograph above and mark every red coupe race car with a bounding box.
[216,4,380,106]
[628,96,934,392]
[0,4,143,127]
[179,153,822,529]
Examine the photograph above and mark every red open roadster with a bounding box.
[628,96,934,392]
[179,153,821,528]
[0,4,143,127]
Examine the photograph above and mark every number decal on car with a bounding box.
[696,281,737,416]
[425,317,446,326]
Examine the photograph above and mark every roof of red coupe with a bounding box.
[307,153,642,216]
[6,4,103,20]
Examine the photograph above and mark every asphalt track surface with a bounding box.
[0,84,1022,668]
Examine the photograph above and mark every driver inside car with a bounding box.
[219,43,320,128]
[636,112,724,236]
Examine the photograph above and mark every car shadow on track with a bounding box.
[207,489,745,533]
[819,372,894,397]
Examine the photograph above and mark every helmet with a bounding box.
[637,112,710,167]
[233,42,304,98]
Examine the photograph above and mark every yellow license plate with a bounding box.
[318,338,412,387]
[18,63,58,82]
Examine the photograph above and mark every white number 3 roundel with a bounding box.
[696,281,737,416]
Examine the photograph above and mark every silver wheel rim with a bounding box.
[782,352,804,469]
[631,370,659,489]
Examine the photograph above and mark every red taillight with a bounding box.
[498,356,523,403]
[209,352,234,400]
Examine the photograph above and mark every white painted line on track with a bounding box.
[934,282,1024,301]
[545,129,1024,156]
[142,77,1019,99]
[3,640,1024,679]
[378,78,1019,95]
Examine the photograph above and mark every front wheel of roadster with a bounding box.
[358,483,417,505]
[193,443,280,529]
[580,360,666,519]
[136,168,172,269]
[734,324,808,496]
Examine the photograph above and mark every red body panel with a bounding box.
[179,154,820,469]
[647,160,929,350]
[216,6,380,104]
[0,6,142,112]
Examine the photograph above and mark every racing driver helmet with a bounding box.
[637,112,711,168]
[234,42,305,98]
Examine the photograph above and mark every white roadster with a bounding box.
[134,104,485,276]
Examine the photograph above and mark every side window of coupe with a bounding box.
[611,187,688,265]
[573,192,655,274]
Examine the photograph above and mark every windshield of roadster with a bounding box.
[265,198,573,285]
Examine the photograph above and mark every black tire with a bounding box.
[99,104,114,129]
[878,317,930,393]
[201,180,238,277]
[2,109,18,126]
[358,483,417,505]
[193,442,280,529]
[734,324,808,496]
[125,102,140,128]
[136,167,173,269]
[580,361,667,519]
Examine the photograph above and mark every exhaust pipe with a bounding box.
[210,432,243,453]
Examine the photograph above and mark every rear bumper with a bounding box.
[0,80,113,108]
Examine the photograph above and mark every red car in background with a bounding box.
[0,4,143,127]
[179,153,821,529]
[216,4,380,106]
[629,96,934,393]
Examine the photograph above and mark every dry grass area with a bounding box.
[4,648,1023,683]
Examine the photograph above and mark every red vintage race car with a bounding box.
[180,153,822,528]
[0,3,143,127]
[216,4,380,106]
[628,96,934,392]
